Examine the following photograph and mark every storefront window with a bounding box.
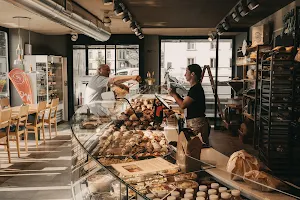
[161,39,232,118]
[88,45,105,76]
[116,45,139,76]
[73,45,86,107]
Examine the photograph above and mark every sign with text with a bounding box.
[8,68,33,104]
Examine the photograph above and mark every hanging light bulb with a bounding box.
[13,17,24,68]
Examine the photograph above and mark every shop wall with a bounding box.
[9,29,67,106]
[250,1,296,42]
[143,35,160,84]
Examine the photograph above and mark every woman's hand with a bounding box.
[168,88,177,97]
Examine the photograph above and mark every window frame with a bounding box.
[187,57,196,65]
[187,42,196,50]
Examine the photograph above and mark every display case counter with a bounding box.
[71,95,300,200]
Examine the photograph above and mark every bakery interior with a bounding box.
[0,0,300,199]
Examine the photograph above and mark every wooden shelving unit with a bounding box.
[236,45,271,145]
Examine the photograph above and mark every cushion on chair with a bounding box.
[9,125,26,132]
[27,114,40,124]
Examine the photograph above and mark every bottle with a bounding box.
[208,189,217,195]
[196,191,206,198]
[171,191,180,199]
[146,194,155,200]
[209,194,219,200]
[220,192,231,200]
[231,190,242,200]
[167,196,176,200]
[185,188,194,194]
[218,187,227,194]
[184,193,193,200]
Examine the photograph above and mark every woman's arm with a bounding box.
[169,89,194,109]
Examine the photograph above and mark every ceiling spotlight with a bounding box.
[222,19,230,31]
[231,7,241,22]
[103,16,111,27]
[247,0,259,10]
[114,2,124,16]
[123,12,130,22]
[138,34,144,39]
[130,22,138,32]
[103,0,113,5]
[71,32,78,42]
[208,32,216,41]
[135,29,142,36]
[237,1,249,17]
[216,25,225,35]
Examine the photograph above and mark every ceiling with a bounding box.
[0,0,297,36]
[0,0,72,35]
[122,0,240,28]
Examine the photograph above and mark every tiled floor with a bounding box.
[0,123,72,200]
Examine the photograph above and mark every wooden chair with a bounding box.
[0,109,12,163]
[44,98,59,139]
[26,101,47,148]
[10,105,29,157]
[0,98,10,109]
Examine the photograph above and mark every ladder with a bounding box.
[201,65,224,119]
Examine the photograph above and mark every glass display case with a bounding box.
[71,94,300,200]
[0,31,10,98]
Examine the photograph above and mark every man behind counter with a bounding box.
[84,64,141,104]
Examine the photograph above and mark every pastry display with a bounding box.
[98,157,134,166]
[173,180,199,191]
[173,172,197,182]
[98,130,169,157]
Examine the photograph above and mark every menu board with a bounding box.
[112,157,178,177]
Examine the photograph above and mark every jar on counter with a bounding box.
[146,194,155,200]
[199,185,208,192]
[218,187,227,194]
[167,196,177,200]
[208,189,217,195]
[171,191,180,199]
[211,183,220,190]
[220,192,231,200]
[209,194,219,200]
[184,193,193,200]
[185,188,194,194]
[231,190,242,200]
[196,191,206,198]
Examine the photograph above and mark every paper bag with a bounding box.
[226,150,259,181]
[176,129,202,172]
[244,170,283,192]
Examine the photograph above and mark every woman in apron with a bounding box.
[169,64,209,159]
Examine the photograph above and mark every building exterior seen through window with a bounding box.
[161,39,232,117]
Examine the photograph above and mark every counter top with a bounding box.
[162,128,298,200]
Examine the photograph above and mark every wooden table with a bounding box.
[10,104,50,120]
